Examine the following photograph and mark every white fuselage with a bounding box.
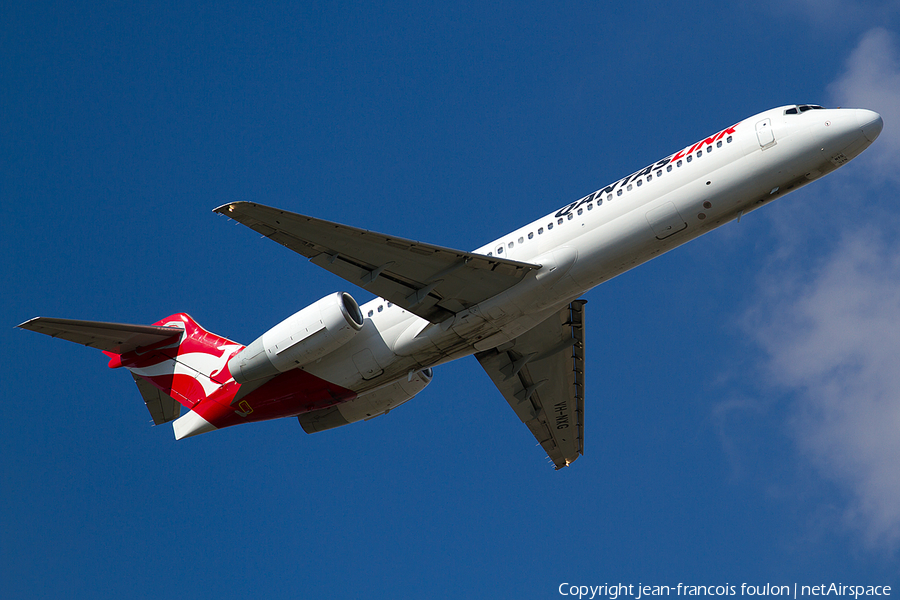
[303,106,882,402]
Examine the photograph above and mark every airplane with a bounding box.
[18,104,883,469]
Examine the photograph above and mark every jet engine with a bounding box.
[228,292,364,383]
[298,368,434,433]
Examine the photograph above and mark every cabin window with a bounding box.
[528,232,533,239]
[706,146,712,153]
[647,174,652,182]
[548,223,553,230]
[697,150,702,157]
[727,135,732,143]
[637,179,643,187]
[717,140,723,148]
[508,241,514,248]
[627,184,633,191]
[518,236,524,244]
[577,208,583,215]
[677,159,683,167]
[558,218,563,225]
[617,189,623,196]
[657,170,662,177]
[368,309,374,317]
[377,305,383,313]
[667,165,673,172]
[538,227,544,234]
[687,155,693,162]
[497,247,503,254]
[567,213,574,220]
[607,194,613,201]
[587,204,593,211]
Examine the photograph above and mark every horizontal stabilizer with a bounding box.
[17,317,183,354]
[131,373,182,425]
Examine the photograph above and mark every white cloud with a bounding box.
[750,231,900,549]
[776,0,900,31]
[738,28,900,551]
[829,27,900,182]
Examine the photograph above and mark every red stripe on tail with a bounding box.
[107,313,243,408]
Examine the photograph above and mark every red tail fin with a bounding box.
[107,314,243,409]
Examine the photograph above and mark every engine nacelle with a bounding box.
[228,292,364,384]
[298,368,434,433]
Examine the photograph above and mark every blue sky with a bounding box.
[3,2,900,598]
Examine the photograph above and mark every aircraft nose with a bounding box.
[857,109,883,142]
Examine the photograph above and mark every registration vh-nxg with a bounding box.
[19,105,882,468]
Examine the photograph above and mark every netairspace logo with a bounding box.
[557,583,893,600]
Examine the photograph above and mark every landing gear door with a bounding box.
[646,202,687,240]
[756,118,776,149]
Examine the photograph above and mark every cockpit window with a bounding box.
[786,105,824,115]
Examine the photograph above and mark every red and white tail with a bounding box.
[19,312,357,439]
[17,313,243,432]
[108,313,243,410]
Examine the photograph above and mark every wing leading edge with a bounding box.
[475,300,586,469]
[213,202,540,324]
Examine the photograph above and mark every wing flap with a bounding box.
[475,300,586,469]
[214,202,540,323]
[17,317,184,354]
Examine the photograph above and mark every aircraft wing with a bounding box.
[17,317,184,354]
[213,202,540,324]
[474,300,586,469]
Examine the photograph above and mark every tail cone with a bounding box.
[173,410,218,440]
